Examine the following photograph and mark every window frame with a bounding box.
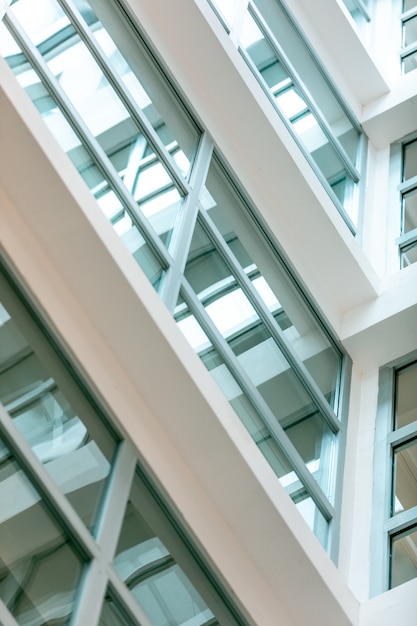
[371,350,417,596]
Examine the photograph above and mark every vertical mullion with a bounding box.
[3,10,172,271]
[70,558,108,626]
[180,279,334,521]
[94,439,137,561]
[161,133,214,313]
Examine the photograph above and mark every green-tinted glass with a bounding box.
[0,438,83,625]
[113,477,217,626]
[201,161,342,412]
[390,527,417,588]
[0,300,116,532]
[395,363,417,429]
[183,220,336,497]
[393,439,417,515]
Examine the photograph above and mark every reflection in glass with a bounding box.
[393,440,417,515]
[403,15,417,47]
[403,50,417,73]
[391,527,417,588]
[0,439,83,626]
[403,139,417,181]
[239,2,359,225]
[201,161,342,412]
[402,187,417,234]
[114,480,217,626]
[182,217,336,498]
[395,363,417,429]
[0,300,116,532]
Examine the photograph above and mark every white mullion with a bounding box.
[95,439,137,561]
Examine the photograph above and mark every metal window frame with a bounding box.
[371,351,417,596]
[1,0,351,562]
[236,2,359,234]
[0,263,250,626]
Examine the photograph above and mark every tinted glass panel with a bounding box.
[391,527,417,588]
[114,476,218,626]
[393,439,417,515]
[0,438,83,625]
[395,363,417,429]
[0,298,116,532]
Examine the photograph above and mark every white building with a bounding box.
[0,0,416,625]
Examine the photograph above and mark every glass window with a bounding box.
[376,359,417,591]
[113,474,218,626]
[399,139,417,267]
[391,527,417,588]
[0,295,117,533]
[0,438,84,626]
[236,0,361,228]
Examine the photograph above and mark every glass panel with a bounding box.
[87,8,200,176]
[403,139,417,181]
[404,0,417,11]
[403,15,417,47]
[6,2,184,253]
[393,439,417,515]
[99,592,135,626]
[208,0,237,27]
[401,242,417,267]
[390,527,417,588]
[201,161,342,412]
[395,363,417,429]
[183,221,336,497]
[113,477,218,626]
[402,50,417,73]
[402,187,417,234]
[0,438,83,625]
[1,28,167,287]
[239,9,358,224]
[0,299,117,532]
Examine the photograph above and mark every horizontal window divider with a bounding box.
[248,2,361,184]
[397,230,417,248]
[180,279,335,522]
[198,208,341,434]
[5,377,56,415]
[402,6,417,22]
[159,133,214,313]
[55,0,190,198]
[239,48,357,235]
[400,42,417,57]
[4,12,173,273]
[0,401,101,563]
[384,506,417,535]
[388,421,417,447]
[0,345,33,376]
[398,174,417,192]
[276,0,363,130]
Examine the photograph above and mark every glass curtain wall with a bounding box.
[0,0,348,554]
[0,266,243,626]
[373,359,417,593]
[398,136,417,266]
[207,0,364,232]
[401,0,417,73]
